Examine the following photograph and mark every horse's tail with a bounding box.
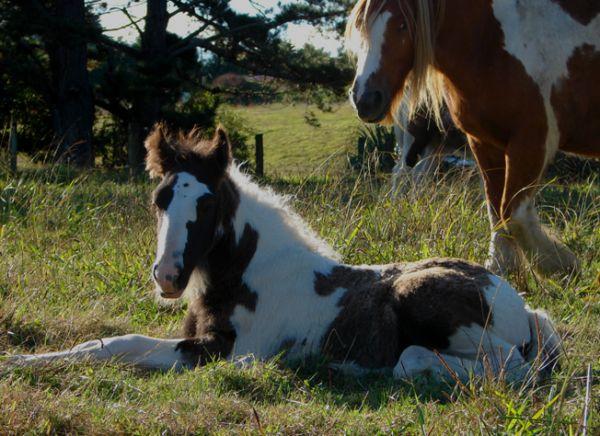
[523,307,562,374]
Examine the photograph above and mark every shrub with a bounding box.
[216,107,254,164]
[350,124,396,173]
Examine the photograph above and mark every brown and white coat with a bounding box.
[347,0,599,276]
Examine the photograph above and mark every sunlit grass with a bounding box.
[228,102,361,176]
[0,154,598,433]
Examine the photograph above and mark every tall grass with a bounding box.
[0,160,598,434]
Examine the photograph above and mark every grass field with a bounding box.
[227,103,362,176]
[0,104,599,434]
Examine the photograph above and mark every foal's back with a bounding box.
[320,258,530,369]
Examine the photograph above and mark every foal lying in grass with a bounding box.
[7,126,561,383]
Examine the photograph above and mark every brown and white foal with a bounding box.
[8,127,560,383]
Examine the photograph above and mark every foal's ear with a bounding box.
[210,125,232,172]
[145,124,176,178]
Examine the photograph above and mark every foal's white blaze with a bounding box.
[154,172,211,292]
[353,11,391,101]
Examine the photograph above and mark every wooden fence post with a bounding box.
[9,115,17,173]
[255,133,264,177]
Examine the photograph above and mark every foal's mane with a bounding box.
[345,0,447,126]
[227,165,342,262]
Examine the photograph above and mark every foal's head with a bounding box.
[145,125,235,298]
[346,0,445,124]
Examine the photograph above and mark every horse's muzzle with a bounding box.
[354,89,387,123]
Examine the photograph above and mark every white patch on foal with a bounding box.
[492,0,600,166]
[227,167,344,360]
[154,172,211,288]
[353,11,392,101]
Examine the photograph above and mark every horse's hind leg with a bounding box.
[6,334,189,371]
[502,141,579,276]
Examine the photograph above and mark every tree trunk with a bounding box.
[47,0,94,167]
[127,120,144,174]
[128,0,168,172]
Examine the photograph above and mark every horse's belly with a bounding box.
[552,45,600,157]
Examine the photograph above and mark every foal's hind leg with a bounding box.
[394,346,529,384]
[6,335,190,370]
[394,345,486,382]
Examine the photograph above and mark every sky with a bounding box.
[97,0,343,54]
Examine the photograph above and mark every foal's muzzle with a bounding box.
[153,263,183,298]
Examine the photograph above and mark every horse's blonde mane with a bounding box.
[346,0,446,126]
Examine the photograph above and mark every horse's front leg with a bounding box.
[469,138,522,275]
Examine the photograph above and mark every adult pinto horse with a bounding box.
[6,126,560,383]
[346,0,600,276]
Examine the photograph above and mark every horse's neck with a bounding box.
[434,0,504,97]
[229,180,341,296]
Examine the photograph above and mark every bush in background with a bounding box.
[216,107,254,164]
[350,124,396,173]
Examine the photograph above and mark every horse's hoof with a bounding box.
[530,242,580,277]
[485,254,523,277]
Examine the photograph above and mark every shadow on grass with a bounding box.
[183,356,458,410]
[0,314,129,354]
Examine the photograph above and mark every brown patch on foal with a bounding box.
[551,0,600,25]
[319,258,493,368]
[177,221,259,366]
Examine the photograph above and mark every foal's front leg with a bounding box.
[6,333,229,370]
[6,335,188,370]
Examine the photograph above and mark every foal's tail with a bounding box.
[523,307,562,374]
